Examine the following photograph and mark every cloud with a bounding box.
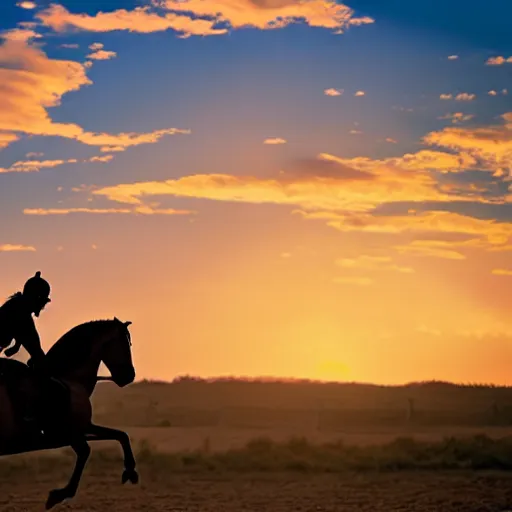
[284,156,375,180]
[394,240,466,260]
[100,145,127,153]
[156,0,374,33]
[321,210,512,248]
[264,138,287,144]
[24,206,196,215]
[89,155,114,163]
[36,4,229,38]
[0,153,115,173]
[0,244,36,252]
[486,56,512,66]
[492,269,512,276]
[349,129,363,135]
[423,112,512,175]
[324,88,343,96]
[447,55,458,60]
[86,49,117,60]
[17,1,37,9]
[354,90,365,96]
[438,113,475,124]
[336,255,414,273]
[89,42,104,50]
[60,43,79,49]
[91,153,479,213]
[0,132,19,150]
[1,28,43,43]
[327,150,478,174]
[0,38,189,150]
[333,276,373,286]
[385,138,397,143]
[440,94,453,100]
[0,158,78,174]
[488,90,498,96]
[455,93,476,101]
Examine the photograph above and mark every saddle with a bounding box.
[0,358,70,439]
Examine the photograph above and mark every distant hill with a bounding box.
[91,376,512,428]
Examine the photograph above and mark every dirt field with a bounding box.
[1,469,512,512]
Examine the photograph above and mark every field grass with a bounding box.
[4,433,512,475]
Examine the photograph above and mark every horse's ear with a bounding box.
[114,316,119,322]
[124,321,132,327]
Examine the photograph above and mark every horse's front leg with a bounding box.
[86,423,138,484]
[46,436,91,510]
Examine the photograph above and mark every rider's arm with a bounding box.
[14,315,46,365]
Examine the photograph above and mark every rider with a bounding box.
[0,271,54,432]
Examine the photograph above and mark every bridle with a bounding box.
[96,323,133,383]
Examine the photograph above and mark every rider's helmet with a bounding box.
[23,271,51,316]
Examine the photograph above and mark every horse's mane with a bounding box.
[46,319,115,369]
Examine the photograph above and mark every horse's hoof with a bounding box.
[122,468,139,485]
[45,488,71,510]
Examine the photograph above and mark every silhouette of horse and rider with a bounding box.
[0,271,139,509]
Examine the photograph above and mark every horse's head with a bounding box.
[101,317,135,387]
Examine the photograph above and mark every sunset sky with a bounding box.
[0,0,511,385]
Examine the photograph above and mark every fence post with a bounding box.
[406,397,415,422]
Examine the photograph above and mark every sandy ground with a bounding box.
[1,470,512,512]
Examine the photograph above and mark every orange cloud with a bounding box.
[86,49,117,60]
[0,39,189,150]
[336,255,414,273]
[440,94,453,100]
[0,158,78,173]
[354,90,365,96]
[157,0,374,33]
[324,88,343,96]
[492,269,512,276]
[486,56,512,66]
[0,154,115,173]
[394,240,467,260]
[323,150,478,174]
[423,112,512,175]
[264,138,287,144]
[89,155,114,163]
[17,1,37,9]
[1,28,42,42]
[36,4,228,38]
[447,55,458,60]
[0,243,36,252]
[321,211,512,247]
[438,113,475,124]
[23,206,196,215]
[0,132,19,150]
[90,160,474,213]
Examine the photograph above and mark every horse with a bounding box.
[0,317,138,509]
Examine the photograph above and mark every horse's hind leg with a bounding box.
[45,437,91,510]
[86,423,138,484]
